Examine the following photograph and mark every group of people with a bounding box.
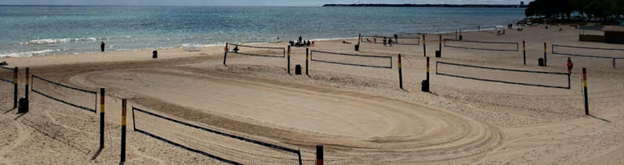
[364,34,399,47]
[290,36,312,47]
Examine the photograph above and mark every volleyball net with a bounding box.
[132,107,302,165]
[361,35,420,45]
[436,61,570,89]
[551,44,624,59]
[444,39,519,52]
[310,50,393,69]
[0,66,16,110]
[228,44,286,58]
[32,75,98,113]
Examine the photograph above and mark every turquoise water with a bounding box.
[0,6,525,57]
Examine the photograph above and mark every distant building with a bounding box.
[520,1,525,6]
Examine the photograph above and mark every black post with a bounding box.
[223,43,228,65]
[306,48,309,76]
[398,54,403,89]
[25,68,29,101]
[13,67,18,108]
[426,57,430,81]
[121,99,127,162]
[423,35,426,57]
[544,42,547,66]
[100,88,105,149]
[287,46,291,74]
[439,35,442,55]
[316,145,324,165]
[523,41,526,65]
[583,68,588,115]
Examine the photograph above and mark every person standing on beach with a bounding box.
[394,34,398,43]
[298,36,302,44]
[100,42,105,52]
[388,38,393,47]
[567,57,574,74]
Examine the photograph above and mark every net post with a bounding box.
[398,54,403,90]
[316,145,324,165]
[287,46,291,74]
[306,48,309,76]
[614,58,616,69]
[356,34,361,51]
[544,42,548,66]
[426,57,430,81]
[583,68,588,115]
[13,67,18,109]
[121,98,127,162]
[223,43,228,66]
[439,35,442,55]
[100,87,105,149]
[523,41,526,65]
[26,68,29,100]
[423,35,426,57]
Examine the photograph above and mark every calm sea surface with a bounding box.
[0,6,525,57]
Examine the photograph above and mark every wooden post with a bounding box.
[439,35,442,55]
[100,88,105,149]
[223,43,228,65]
[398,54,403,89]
[121,99,127,162]
[583,68,589,115]
[316,145,323,165]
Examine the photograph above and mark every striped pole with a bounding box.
[357,34,361,51]
[223,43,228,65]
[398,54,403,89]
[439,35,442,56]
[523,41,526,65]
[306,48,309,76]
[544,42,547,66]
[25,68,29,101]
[13,67,18,108]
[583,68,589,115]
[423,35,426,57]
[287,46,291,74]
[316,145,323,165]
[121,98,127,162]
[99,88,105,149]
[426,57,430,81]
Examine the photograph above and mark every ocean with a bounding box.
[0,6,525,57]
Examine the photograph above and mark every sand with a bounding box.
[1,25,623,165]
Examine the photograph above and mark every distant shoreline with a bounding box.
[323,4,528,8]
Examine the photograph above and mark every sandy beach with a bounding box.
[1,25,623,165]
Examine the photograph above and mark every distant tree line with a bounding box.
[525,0,624,21]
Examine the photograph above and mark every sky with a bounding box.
[0,0,524,6]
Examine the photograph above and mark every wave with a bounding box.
[0,49,63,57]
[19,36,132,45]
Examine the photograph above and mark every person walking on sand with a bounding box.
[388,38,393,47]
[383,37,387,46]
[298,36,302,44]
[567,57,574,74]
[100,42,105,52]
